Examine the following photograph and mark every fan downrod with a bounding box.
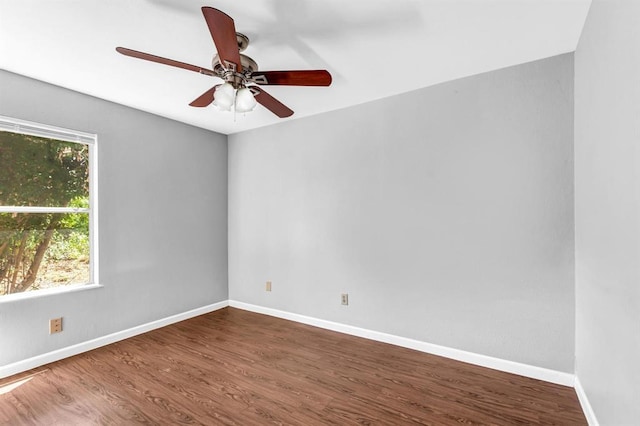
[236,32,249,52]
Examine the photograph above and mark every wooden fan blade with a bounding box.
[201,7,242,72]
[190,85,220,107]
[251,70,332,86]
[252,87,294,118]
[116,47,216,76]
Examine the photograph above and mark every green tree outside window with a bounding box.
[0,130,91,296]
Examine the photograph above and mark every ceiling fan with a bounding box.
[116,6,332,118]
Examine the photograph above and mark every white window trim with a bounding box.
[0,206,90,214]
[0,115,99,298]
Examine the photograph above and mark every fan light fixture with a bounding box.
[212,83,257,113]
[235,87,257,113]
[212,83,234,111]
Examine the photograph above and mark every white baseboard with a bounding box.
[575,376,599,425]
[0,301,229,379]
[228,300,575,387]
[2,299,576,389]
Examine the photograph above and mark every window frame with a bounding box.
[0,115,99,299]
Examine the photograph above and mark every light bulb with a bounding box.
[212,83,235,111]
[235,87,257,113]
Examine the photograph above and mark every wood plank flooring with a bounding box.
[0,307,586,425]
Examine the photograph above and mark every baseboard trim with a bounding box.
[2,299,577,389]
[575,376,599,425]
[0,301,229,379]
[228,300,575,387]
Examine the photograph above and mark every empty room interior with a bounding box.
[0,1,638,425]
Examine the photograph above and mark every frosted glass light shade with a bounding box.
[212,83,235,111]
[235,87,257,113]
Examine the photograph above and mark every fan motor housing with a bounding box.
[211,32,257,79]
[212,53,258,76]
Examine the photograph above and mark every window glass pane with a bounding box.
[0,130,89,207]
[0,212,90,296]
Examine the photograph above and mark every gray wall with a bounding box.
[229,54,575,372]
[0,70,228,367]
[575,1,640,424]
[0,50,579,379]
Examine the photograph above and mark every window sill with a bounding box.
[0,283,103,304]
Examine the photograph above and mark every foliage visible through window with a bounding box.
[0,127,92,296]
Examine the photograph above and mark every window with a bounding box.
[0,116,98,298]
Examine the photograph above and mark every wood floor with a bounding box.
[1,308,586,425]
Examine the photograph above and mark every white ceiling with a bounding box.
[0,0,590,135]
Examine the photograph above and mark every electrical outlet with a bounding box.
[49,317,63,334]
[266,280,272,292]
[341,293,349,305]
